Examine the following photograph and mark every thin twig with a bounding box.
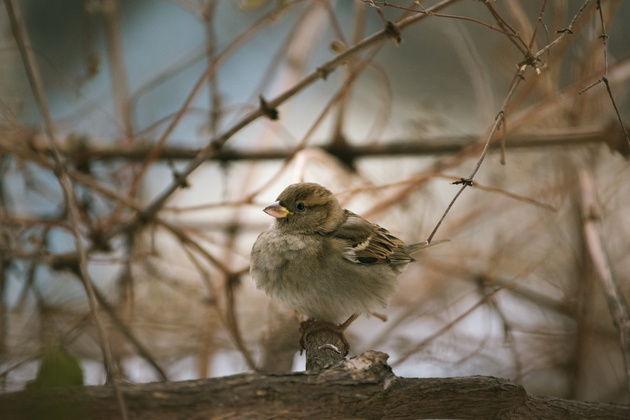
[393,289,502,367]
[601,78,630,149]
[596,0,609,76]
[427,66,526,243]
[102,0,133,143]
[202,0,221,138]
[427,0,595,244]
[482,1,529,55]
[90,283,170,381]
[534,0,591,60]
[578,0,630,149]
[435,174,557,212]
[367,0,523,40]
[576,0,630,151]
[103,0,462,243]
[578,168,630,394]
[528,0,548,51]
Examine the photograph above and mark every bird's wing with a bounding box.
[332,210,414,265]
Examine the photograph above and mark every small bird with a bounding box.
[251,182,445,332]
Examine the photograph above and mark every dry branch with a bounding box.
[1,351,628,420]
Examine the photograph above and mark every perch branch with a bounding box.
[1,351,629,420]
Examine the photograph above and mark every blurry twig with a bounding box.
[90,282,170,381]
[578,168,630,394]
[183,245,258,371]
[482,1,529,54]
[534,0,591,60]
[0,132,145,212]
[367,0,524,40]
[201,0,221,138]
[527,0,548,51]
[102,0,461,243]
[167,223,258,370]
[392,289,501,367]
[102,0,133,143]
[247,42,391,197]
[127,2,301,199]
[225,272,258,370]
[132,4,296,108]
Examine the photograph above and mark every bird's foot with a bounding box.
[371,312,388,322]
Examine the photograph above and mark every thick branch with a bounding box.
[1,351,628,420]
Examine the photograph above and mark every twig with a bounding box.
[102,0,133,143]
[528,0,548,51]
[577,1,629,150]
[163,221,259,370]
[482,1,529,55]
[534,0,591,60]
[427,66,526,244]
[393,289,501,367]
[131,3,297,109]
[435,174,557,212]
[90,282,170,381]
[225,273,259,371]
[366,0,523,40]
[0,132,145,211]
[600,77,630,149]
[596,0,609,75]
[427,0,595,244]
[201,0,221,138]
[578,168,630,394]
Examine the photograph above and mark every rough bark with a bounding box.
[1,351,628,420]
[302,319,349,370]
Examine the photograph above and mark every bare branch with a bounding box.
[2,351,629,419]
[578,168,630,394]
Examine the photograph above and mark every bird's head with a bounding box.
[263,182,345,234]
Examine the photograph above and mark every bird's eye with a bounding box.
[296,202,306,212]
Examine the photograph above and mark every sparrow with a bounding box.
[250,182,444,329]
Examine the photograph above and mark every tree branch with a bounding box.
[1,351,628,420]
[578,168,630,393]
[16,128,623,163]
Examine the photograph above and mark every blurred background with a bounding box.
[1,0,629,404]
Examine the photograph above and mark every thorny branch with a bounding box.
[427,0,596,244]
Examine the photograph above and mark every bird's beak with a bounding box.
[263,201,293,219]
